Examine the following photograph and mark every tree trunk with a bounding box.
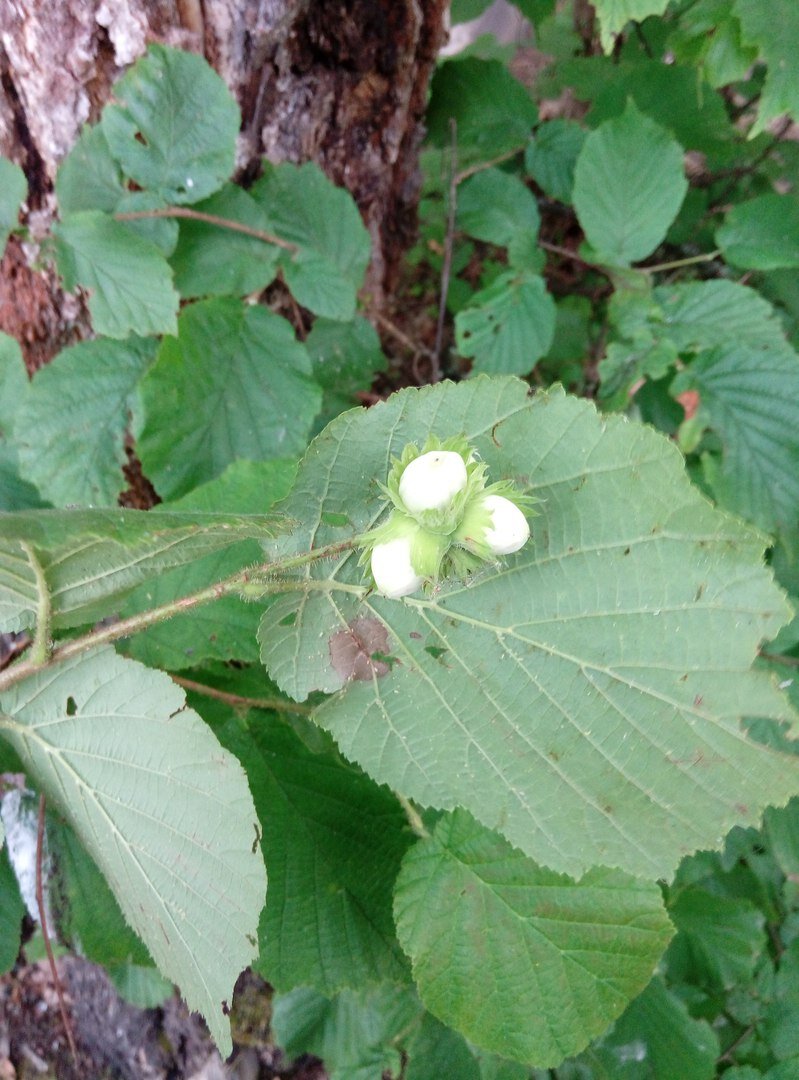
[0,0,449,366]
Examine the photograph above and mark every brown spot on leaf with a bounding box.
[677,389,700,420]
[330,617,392,682]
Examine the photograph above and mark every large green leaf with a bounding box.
[220,713,412,994]
[524,120,586,204]
[54,211,178,338]
[169,183,281,298]
[14,336,156,507]
[136,297,321,500]
[0,156,26,253]
[572,101,687,266]
[0,648,266,1055]
[455,270,556,374]
[591,0,670,51]
[0,507,279,632]
[671,345,799,534]
[101,44,239,204]
[394,809,672,1067]
[716,195,799,271]
[257,377,799,879]
[251,163,371,321]
[734,0,799,137]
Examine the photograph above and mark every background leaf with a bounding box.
[55,124,124,214]
[0,647,266,1056]
[457,168,540,247]
[272,985,421,1080]
[169,183,282,298]
[394,809,672,1067]
[258,378,799,879]
[100,44,239,205]
[54,211,178,338]
[455,270,556,374]
[572,101,688,266]
[671,345,799,534]
[591,0,671,51]
[305,317,387,432]
[577,976,719,1079]
[14,336,156,507]
[716,195,799,271]
[136,297,321,500]
[427,58,538,162]
[733,0,799,137]
[251,163,371,321]
[0,843,24,974]
[524,120,586,204]
[0,506,279,632]
[219,712,412,994]
[122,459,295,670]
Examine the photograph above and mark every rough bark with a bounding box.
[0,0,449,365]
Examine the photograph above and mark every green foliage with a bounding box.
[0,844,24,974]
[572,102,688,266]
[99,44,239,205]
[716,195,799,271]
[733,0,799,136]
[135,298,321,499]
[591,0,670,51]
[0,648,265,1056]
[394,809,671,1066]
[14,336,156,507]
[259,378,796,880]
[54,211,179,338]
[3,17,799,1074]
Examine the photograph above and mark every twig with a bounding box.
[36,795,78,1065]
[454,145,526,186]
[760,651,799,668]
[115,206,297,253]
[372,310,432,359]
[431,118,458,380]
[170,674,311,716]
[642,249,721,273]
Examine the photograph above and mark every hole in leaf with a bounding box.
[279,611,297,627]
[66,696,77,716]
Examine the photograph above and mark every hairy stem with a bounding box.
[170,674,312,716]
[0,538,363,694]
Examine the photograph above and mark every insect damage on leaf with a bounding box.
[329,617,391,682]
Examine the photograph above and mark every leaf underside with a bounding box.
[258,377,798,879]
